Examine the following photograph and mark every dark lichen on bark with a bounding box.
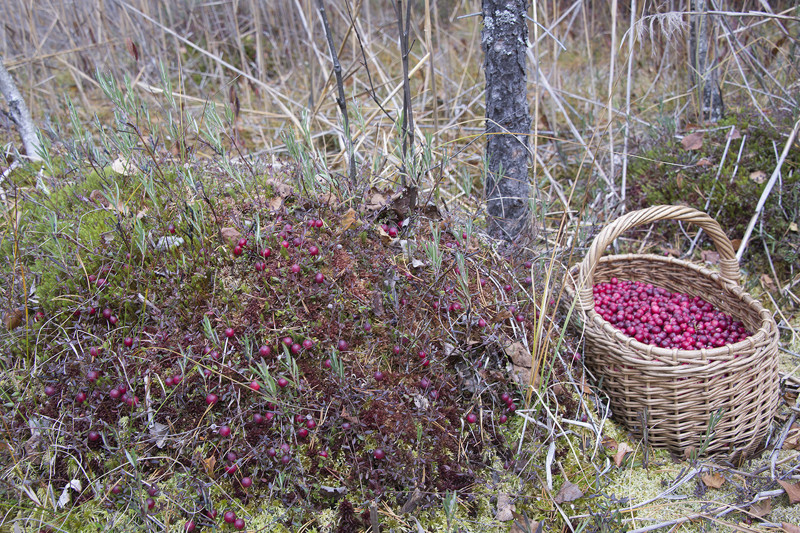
[481,0,531,241]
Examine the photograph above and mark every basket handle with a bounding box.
[577,205,739,312]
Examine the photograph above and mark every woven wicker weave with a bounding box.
[564,205,779,458]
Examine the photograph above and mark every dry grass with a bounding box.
[2,1,800,531]
[2,1,794,207]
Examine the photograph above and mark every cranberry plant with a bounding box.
[0,76,582,532]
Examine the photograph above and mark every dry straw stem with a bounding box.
[736,117,800,262]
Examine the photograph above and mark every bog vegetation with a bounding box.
[1,1,799,532]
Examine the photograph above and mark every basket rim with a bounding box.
[564,253,777,361]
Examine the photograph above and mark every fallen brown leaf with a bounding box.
[683,445,697,461]
[553,480,583,504]
[365,188,390,211]
[219,227,241,244]
[696,157,713,167]
[782,523,800,533]
[760,273,777,292]
[727,127,741,140]
[782,424,800,450]
[681,131,704,151]
[778,479,800,504]
[202,455,216,477]
[4,309,24,331]
[701,472,725,489]
[614,442,634,467]
[750,170,767,184]
[602,436,618,451]
[749,498,771,518]
[495,493,515,521]
[339,208,359,231]
[700,250,720,265]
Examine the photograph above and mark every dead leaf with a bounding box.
[268,196,282,211]
[125,38,139,62]
[504,342,531,368]
[339,208,359,231]
[365,188,390,212]
[683,445,697,461]
[760,273,777,292]
[701,472,725,489]
[202,455,216,477]
[494,309,513,322]
[4,309,24,330]
[264,178,293,198]
[219,227,241,245]
[730,238,742,250]
[696,157,713,167]
[782,523,800,533]
[778,479,800,504]
[505,342,539,387]
[111,157,133,176]
[681,132,704,151]
[554,480,583,504]
[749,498,771,518]
[602,436,618,451]
[783,425,800,450]
[614,442,634,467]
[789,222,798,232]
[701,250,720,265]
[496,493,515,521]
[401,488,424,514]
[727,127,741,140]
[89,189,111,208]
[389,186,418,218]
[750,170,767,184]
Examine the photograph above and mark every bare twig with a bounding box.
[316,0,357,188]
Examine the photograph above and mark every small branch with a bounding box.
[737,117,800,261]
[395,0,415,186]
[0,59,41,161]
[316,0,356,188]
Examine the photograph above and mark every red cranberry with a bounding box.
[314,272,324,283]
[223,510,236,523]
[241,477,252,488]
[218,425,231,437]
[258,345,271,357]
[206,393,218,405]
[373,448,385,460]
[466,412,478,424]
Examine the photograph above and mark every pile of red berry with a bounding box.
[592,278,751,350]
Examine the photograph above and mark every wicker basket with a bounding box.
[564,205,779,458]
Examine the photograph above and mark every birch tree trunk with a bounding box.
[481,0,531,241]
[689,0,723,123]
[0,58,41,160]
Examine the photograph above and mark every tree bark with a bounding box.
[481,0,531,242]
[689,0,723,123]
[0,58,41,160]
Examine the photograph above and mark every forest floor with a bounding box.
[1,1,800,532]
